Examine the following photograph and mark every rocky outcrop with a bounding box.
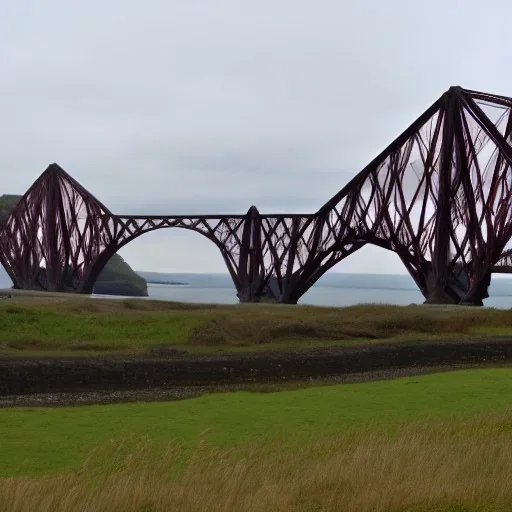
[94,253,148,297]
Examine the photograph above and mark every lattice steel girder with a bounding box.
[0,165,315,301]
[314,86,512,305]
[2,86,512,305]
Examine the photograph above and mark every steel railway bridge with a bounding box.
[3,86,512,305]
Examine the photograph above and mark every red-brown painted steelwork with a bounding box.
[2,86,512,304]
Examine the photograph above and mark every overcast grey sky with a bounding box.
[1,0,511,274]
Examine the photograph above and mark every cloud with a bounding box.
[1,0,512,274]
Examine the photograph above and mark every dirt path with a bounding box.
[2,339,512,407]
[0,364,490,407]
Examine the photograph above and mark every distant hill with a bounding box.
[0,194,147,297]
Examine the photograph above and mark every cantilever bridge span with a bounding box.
[2,86,512,305]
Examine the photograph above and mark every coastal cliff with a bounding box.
[94,253,148,297]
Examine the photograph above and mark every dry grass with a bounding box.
[187,304,504,346]
[2,412,512,511]
[3,293,512,355]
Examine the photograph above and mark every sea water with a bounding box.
[139,272,512,308]
[1,267,512,308]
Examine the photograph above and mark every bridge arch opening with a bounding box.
[298,245,424,307]
[93,227,238,304]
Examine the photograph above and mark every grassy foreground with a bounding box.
[1,368,512,510]
[1,294,512,356]
[1,369,512,474]
[2,418,512,512]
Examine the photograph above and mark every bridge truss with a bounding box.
[1,86,512,305]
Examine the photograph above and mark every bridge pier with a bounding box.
[459,272,492,307]
[275,273,303,304]
[236,273,307,305]
[236,283,280,303]
[423,265,491,306]
[236,277,280,303]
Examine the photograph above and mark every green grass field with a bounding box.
[3,296,512,510]
[1,368,512,511]
[2,367,512,477]
[1,294,512,356]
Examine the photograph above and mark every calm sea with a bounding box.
[137,272,512,309]
[2,267,512,308]
[144,283,512,308]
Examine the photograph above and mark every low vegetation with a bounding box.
[3,420,512,512]
[1,368,512,511]
[0,294,512,356]
[1,368,511,475]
